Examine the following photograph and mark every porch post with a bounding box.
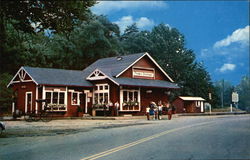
[42,86,45,110]
[84,90,89,114]
[35,85,38,114]
[12,102,15,114]
[119,86,123,111]
[65,87,68,111]
[85,94,88,114]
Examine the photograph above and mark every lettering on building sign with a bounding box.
[133,68,154,79]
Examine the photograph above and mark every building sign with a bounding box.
[133,68,154,79]
[232,92,239,103]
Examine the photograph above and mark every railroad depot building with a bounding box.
[8,52,180,117]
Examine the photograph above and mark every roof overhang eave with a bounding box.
[39,83,94,88]
[120,84,180,89]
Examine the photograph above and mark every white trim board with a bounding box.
[7,67,38,87]
[25,92,32,113]
[86,69,119,86]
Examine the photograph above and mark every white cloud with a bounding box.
[136,17,154,28]
[91,1,168,15]
[114,16,154,33]
[214,25,249,48]
[218,63,236,73]
[200,48,209,57]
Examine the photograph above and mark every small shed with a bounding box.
[173,96,205,113]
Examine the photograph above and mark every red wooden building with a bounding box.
[8,52,180,117]
[173,96,205,113]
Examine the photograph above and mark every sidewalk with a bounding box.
[0,111,247,121]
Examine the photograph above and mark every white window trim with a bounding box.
[45,91,67,105]
[44,88,67,111]
[120,89,141,111]
[93,84,110,104]
[71,92,81,105]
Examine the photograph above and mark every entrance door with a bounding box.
[80,93,86,113]
[25,92,32,113]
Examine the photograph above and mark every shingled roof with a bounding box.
[8,53,179,89]
[20,66,93,87]
[83,52,178,89]
[82,53,145,77]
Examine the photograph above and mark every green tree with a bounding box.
[121,23,139,40]
[0,0,96,74]
[236,76,250,110]
[214,80,234,108]
[120,23,217,103]
[45,15,121,70]
[0,73,13,113]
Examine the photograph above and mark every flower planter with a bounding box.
[78,112,83,117]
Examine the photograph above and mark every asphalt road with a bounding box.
[0,115,250,160]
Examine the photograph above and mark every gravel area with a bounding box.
[0,119,155,138]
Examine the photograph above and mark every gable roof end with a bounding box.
[115,52,174,82]
[7,67,38,88]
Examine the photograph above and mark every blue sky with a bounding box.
[91,1,249,85]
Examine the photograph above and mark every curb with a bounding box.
[178,112,247,116]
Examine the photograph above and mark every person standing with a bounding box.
[149,102,155,120]
[115,102,119,116]
[146,106,150,120]
[152,102,158,120]
[158,101,163,120]
[167,102,172,120]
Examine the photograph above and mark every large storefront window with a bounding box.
[93,84,109,104]
[45,91,66,111]
[121,89,140,111]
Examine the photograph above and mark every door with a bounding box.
[25,92,32,113]
[80,93,86,113]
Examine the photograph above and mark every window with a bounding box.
[71,92,80,105]
[196,101,201,107]
[123,91,127,102]
[121,89,140,111]
[46,92,52,103]
[45,90,66,112]
[93,84,109,104]
[53,92,58,104]
[59,93,64,104]
[123,90,139,102]
[45,91,66,105]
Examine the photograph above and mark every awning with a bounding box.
[179,96,205,101]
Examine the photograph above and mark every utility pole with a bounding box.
[221,79,224,108]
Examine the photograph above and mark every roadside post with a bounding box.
[232,92,239,111]
[208,92,212,114]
